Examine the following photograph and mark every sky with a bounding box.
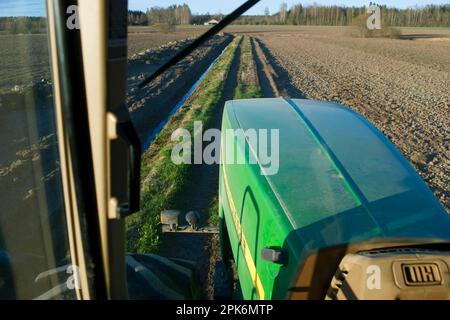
[0,0,448,17]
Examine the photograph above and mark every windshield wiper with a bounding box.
[138,0,260,89]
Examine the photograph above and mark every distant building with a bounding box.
[204,19,219,26]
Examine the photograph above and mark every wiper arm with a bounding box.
[138,0,260,89]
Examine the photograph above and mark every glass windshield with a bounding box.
[124,0,450,300]
[0,0,73,299]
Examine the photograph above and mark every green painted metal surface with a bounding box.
[218,97,450,300]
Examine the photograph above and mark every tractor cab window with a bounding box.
[0,1,73,299]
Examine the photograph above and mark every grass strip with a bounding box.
[234,36,263,99]
[126,36,242,253]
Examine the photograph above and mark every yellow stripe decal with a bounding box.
[222,164,265,300]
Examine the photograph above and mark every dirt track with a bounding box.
[250,31,450,213]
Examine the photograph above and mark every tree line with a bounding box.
[235,3,450,27]
[128,4,193,26]
[129,5,227,26]
[0,17,47,34]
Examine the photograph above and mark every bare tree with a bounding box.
[279,2,288,24]
[264,7,270,24]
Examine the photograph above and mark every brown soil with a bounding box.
[127,34,232,144]
[127,26,209,57]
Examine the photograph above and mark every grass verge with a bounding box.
[126,36,242,253]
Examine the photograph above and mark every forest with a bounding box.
[130,3,450,28]
[236,3,450,27]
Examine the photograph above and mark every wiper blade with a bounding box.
[138,0,260,89]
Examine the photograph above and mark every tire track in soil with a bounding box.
[157,38,242,299]
[253,37,305,99]
[251,37,279,97]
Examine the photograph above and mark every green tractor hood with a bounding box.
[224,97,450,249]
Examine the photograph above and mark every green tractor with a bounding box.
[218,98,450,300]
